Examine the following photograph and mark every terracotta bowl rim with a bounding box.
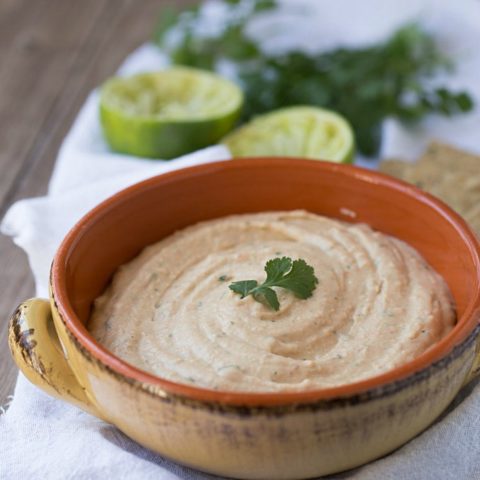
[51,157,480,406]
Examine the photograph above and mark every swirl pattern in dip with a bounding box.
[89,210,455,392]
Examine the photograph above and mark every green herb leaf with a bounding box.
[253,287,280,311]
[229,280,258,298]
[264,256,293,283]
[152,6,181,45]
[274,258,319,299]
[229,257,318,311]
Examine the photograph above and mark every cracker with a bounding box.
[379,142,480,235]
[379,159,412,177]
[420,141,480,173]
[380,159,426,188]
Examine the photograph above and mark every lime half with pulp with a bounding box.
[223,106,355,163]
[100,67,243,159]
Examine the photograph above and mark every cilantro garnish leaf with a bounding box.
[264,256,292,282]
[273,258,319,299]
[229,280,258,298]
[229,257,318,311]
[253,287,280,312]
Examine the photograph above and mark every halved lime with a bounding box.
[99,67,243,159]
[223,106,355,163]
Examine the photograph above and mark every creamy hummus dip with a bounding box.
[89,210,455,392]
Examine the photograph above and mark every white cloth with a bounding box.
[1,1,480,478]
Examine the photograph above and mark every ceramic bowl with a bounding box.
[8,158,480,479]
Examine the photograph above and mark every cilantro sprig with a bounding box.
[229,257,318,311]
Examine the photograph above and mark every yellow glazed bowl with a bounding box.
[8,159,480,479]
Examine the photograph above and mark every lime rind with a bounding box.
[99,67,243,159]
[223,106,355,163]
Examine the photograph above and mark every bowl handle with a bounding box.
[8,298,103,418]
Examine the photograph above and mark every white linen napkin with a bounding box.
[2,1,480,478]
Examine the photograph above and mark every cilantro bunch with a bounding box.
[154,0,473,156]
